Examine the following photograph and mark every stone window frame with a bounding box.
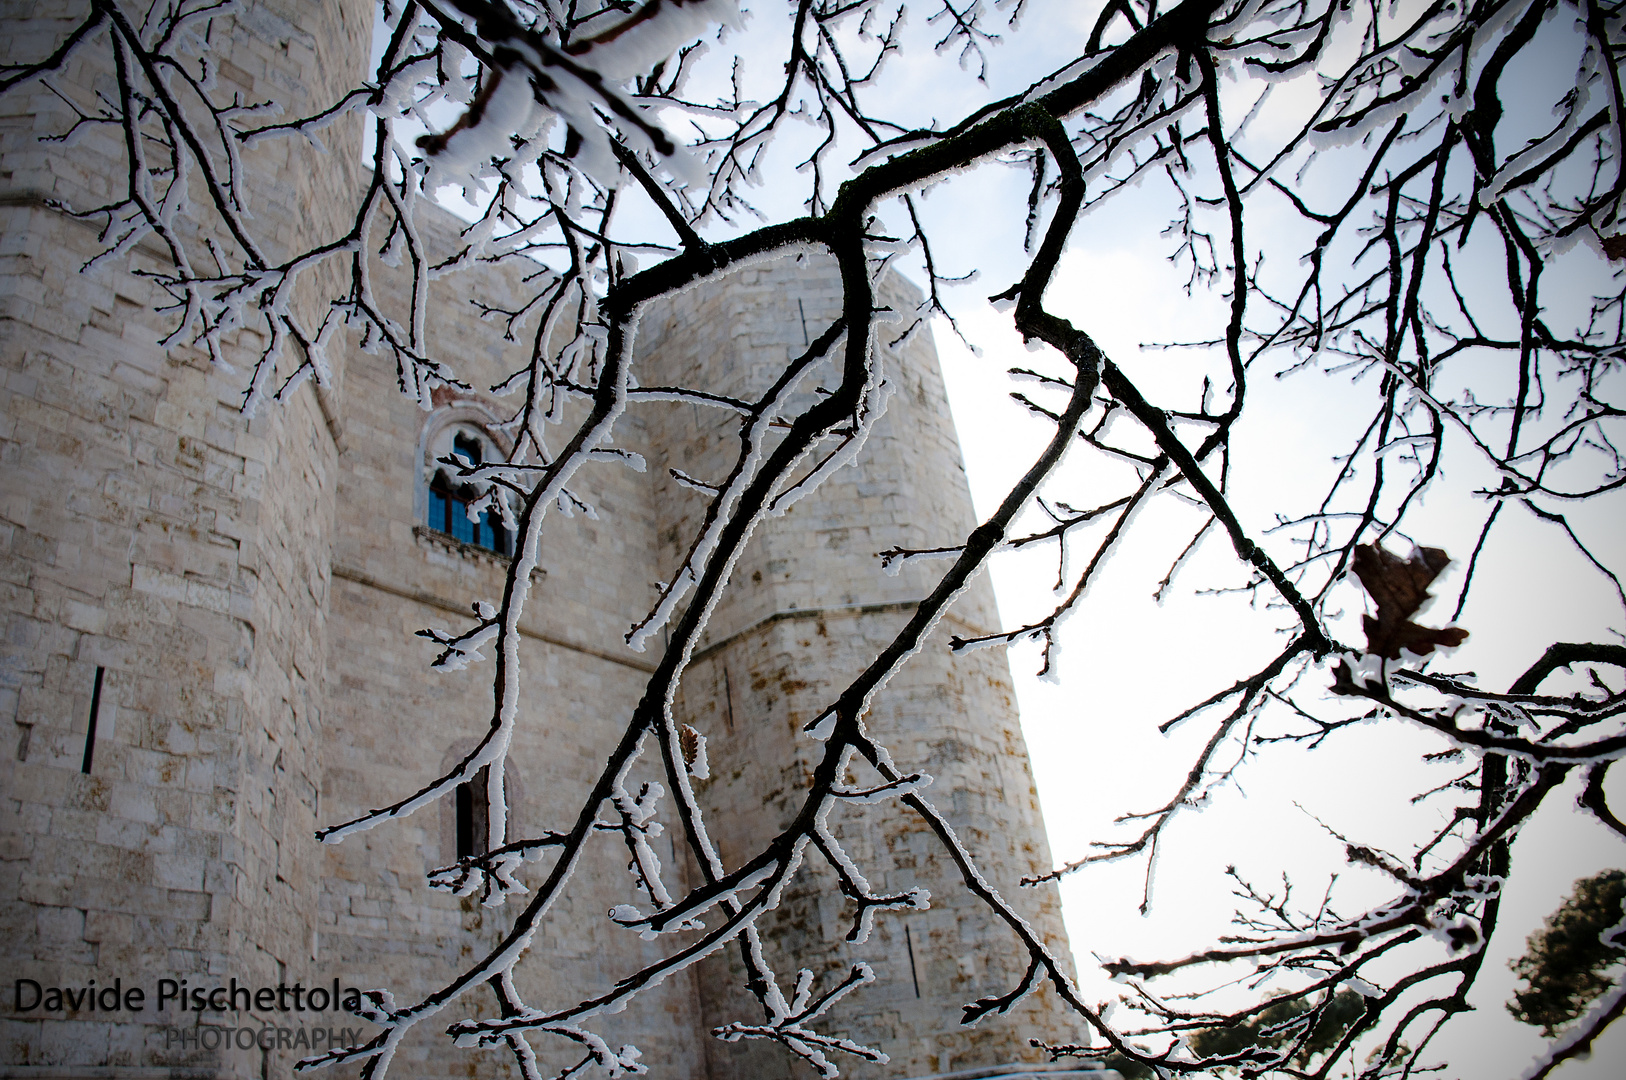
[416,405,516,557]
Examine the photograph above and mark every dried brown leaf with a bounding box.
[1351,544,1469,660]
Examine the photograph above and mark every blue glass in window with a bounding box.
[430,487,448,532]
[426,434,511,555]
[452,503,475,544]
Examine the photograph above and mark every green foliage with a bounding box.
[1096,990,1366,1077]
[1190,989,1364,1064]
[1508,869,1626,1037]
[1098,1049,1155,1080]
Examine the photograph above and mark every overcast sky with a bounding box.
[894,5,1626,1076]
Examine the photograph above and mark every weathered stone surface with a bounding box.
[637,259,1077,1079]
[0,4,1079,1078]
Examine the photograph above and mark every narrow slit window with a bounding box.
[904,924,922,998]
[455,765,492,860]
[81,666,105,774]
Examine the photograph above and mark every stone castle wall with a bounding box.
[313,208,710,1079]
[635,258,1076,1079]
[2,0,371,1075]
[0,3,1082,1077]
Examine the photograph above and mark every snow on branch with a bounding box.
[8,0,1625,1075]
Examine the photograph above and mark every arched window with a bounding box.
[423,424,511,555]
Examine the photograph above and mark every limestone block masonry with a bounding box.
[636,259,1077,1080]
[0,2,1085,1078]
